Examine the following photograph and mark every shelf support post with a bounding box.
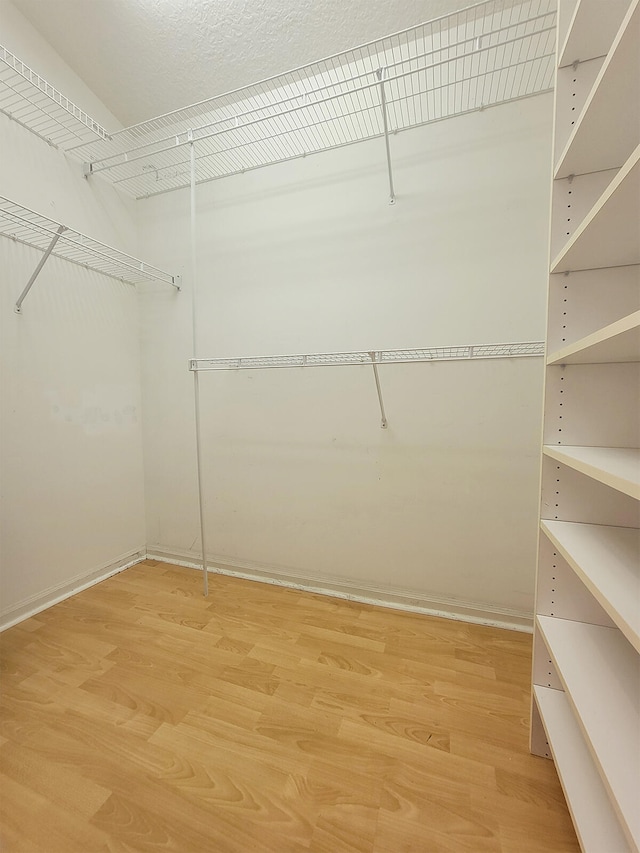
[189,139,209,598]
[369,352,388,429]
[14,225,66,313]
[376,68,396,205]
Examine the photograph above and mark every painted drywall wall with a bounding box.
[138,93,552,619]
[0,0,122,132]
[0,5,146,625]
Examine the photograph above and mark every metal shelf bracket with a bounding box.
[14,224,66,313]
[369,351,388,429]
[376,67,396,205]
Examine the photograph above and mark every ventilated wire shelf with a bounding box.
[0,44,110,149]
[0,196,178,287]
[190,342,545,371]
[71,0,556,198]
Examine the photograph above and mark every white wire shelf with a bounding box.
[0,44,110,149]
[190,342,545,371]
[0,196,179,288]
[71,0,556,199]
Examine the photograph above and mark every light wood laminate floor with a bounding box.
[0,561,579,852]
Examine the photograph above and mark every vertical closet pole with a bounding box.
[376,68,396,205]
[190,140,209,597]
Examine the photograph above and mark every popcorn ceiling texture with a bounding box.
[8,0,519,127]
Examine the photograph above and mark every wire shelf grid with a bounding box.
[0,196,178,287]
[72,0,556,198]
[0,44,110,149]
[190,342,545,371]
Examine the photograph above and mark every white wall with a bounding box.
[0,3,146,626]
[0,1,553,626]
[138,93,552,622]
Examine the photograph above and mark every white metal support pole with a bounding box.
[14,224,66,313]
[376,68,396,205]
[190,140,209,597]
[369,353,388,429]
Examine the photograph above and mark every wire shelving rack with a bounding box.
[190,342,545,372]
[68,0,556,198]
[0,196,179,299]
[0,44,110,149]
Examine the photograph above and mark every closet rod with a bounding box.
[189,342,545,372]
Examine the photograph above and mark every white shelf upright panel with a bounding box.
[531,2,640,852]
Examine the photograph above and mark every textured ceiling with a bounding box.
[9,0,495,127]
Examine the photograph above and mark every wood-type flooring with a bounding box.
[0,561,579,852]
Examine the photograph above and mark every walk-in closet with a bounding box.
[0,0,637,849]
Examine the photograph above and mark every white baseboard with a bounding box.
[0,548,146,632]
[147,546,533,633]
[1,544,533,634]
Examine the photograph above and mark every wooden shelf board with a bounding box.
[551,146,640,273]
[558,0,634,67]
[555,0,640,177]
[543,446,640,499]
[547,311,640,365]
[536,616,640,850]
[541,520,640,652]
[533,685,630,852]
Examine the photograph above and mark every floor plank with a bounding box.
[0,561,579,852]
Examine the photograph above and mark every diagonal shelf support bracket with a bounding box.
[376,67,396,205]
[14,224,66,313]
[369,351,388,429]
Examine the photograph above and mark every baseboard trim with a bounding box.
[0,548,146,632]
[1,545,533,634]
[147,546,533,633]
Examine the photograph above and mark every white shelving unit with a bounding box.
[543,446,640,500]
[547,311,640,365]
[537,617,640,847]
[531,2,640,851]
[541,521,640,651]
[551,144,640,273]
[534,685,631,853]
[557,0,632,67]
[555,0,639,177]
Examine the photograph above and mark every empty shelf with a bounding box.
[543,446,640,500]
[537,616,640,850]
[558,0,633,67]
[67,0,556,198]
[190,342,545,371]
[555,0,640,178]
[534,685,630,853]
[541,520,640,651]
[0,196,178,289]
[547,311,640,364]
[0,44,109,149]
[551,145,640,273]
